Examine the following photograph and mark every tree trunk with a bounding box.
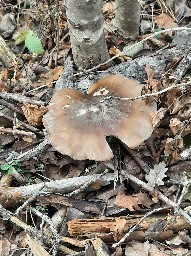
[65,0,109,70]
[114,0,141,39]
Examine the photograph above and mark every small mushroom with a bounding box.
[43,75,155,161]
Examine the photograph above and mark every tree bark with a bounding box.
[114,0,141,39]
[65,0,109,70]
[67,214,191,242]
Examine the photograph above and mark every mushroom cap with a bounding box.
[43,75,155,161]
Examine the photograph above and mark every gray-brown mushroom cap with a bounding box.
[43,75,155,161]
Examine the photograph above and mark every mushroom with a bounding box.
[43,75,155,161]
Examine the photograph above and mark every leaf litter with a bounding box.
[1,0,191,255]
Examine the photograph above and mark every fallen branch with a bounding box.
[6,137,50,162]
[0,127,36,138]
[0,92,46,106]
[0,173,114,208]
[74,27,191,77]
[0,203,43,239]
[122,171,191,225]
[102,83,185,103]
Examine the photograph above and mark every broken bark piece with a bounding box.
[43,75,155,161]
[67,214,191,242]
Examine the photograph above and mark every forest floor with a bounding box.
[1,0,191,255]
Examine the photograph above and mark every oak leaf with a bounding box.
[145,162,168,187]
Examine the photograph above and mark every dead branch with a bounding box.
[0,127,36,138]
[6,137,50,162]
[0,92,46,106]
[122,171,191,225]
[31,207,60,256]
[74,27,191,77]
[0,203,43,238]
[0,173,114,208]
[0,109,43,135]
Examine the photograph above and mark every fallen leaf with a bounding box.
[154,13,178,30]
[145,162,168,187]
[21,103,47,126]
[115,192,153,211]
[151,108,167,128]
[41,66,63,87]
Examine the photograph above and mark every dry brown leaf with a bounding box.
[41,66,63,87]
[21,103,47,126]
[164,138,183,163]
[111,217,126,241]
[169,118,183,135]
[109,46,131,61]
[151,108,167,128]
[148,243,169,256]
[145,162,168,188]
[154,13,178,30]
[115,192,153,211]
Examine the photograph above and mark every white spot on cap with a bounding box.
[93,88,109,96]
[89,105,99,112]
[63,104,70,109]
[76,109,87,116]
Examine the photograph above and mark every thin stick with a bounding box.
[6,137,50,162]
[122,171,191,224]
[31,207,60,256]
[0,92,46,106]
[74,27,191,77]
[0,127,36,138]
[102,83,185,103]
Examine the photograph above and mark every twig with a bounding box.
[0,99,23,115]
[0,127,36,138]
[74,27,191,77]
[66,170,109,197]
[6,137,50,162]
[31,207,60,256]
[0,203,43,239]
[112,207,168,248]
[122,171,191,224]
[15,184,45,216]
[0,92,46,106]
[0,111,43,135]
[102,83,185,103]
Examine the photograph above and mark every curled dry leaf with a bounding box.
[109,46,131,61]
[154,13,178,31]
[151,108,167,128]
[145,162,168,188]
[21,103,47,126]
[164,138,183,163]
[43,75,156,161]
[41,66,63,87]
[115,192,153,211]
